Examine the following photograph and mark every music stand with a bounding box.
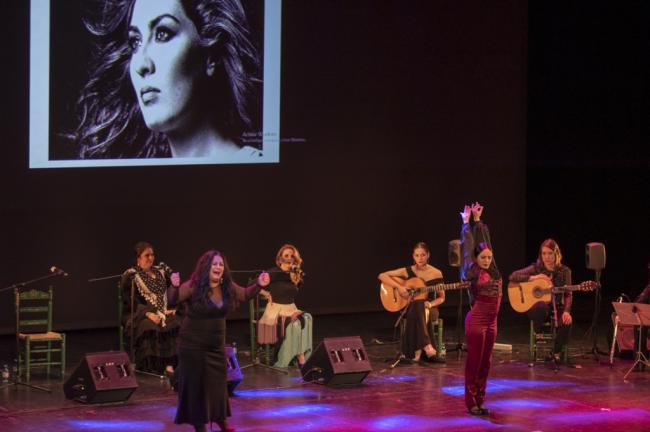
[614,303,650,380]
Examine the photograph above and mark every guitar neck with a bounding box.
[422,282,466,293]
[552,284,587,293]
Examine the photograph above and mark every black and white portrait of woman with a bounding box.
[29,0,281,167]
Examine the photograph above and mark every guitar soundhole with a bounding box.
[533,287,542,299]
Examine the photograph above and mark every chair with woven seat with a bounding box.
[15,286,66,381]
[242,295,288,373]
[429,317,446,360]
[529,319,568,367]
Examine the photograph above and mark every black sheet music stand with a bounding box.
[613,302,650,380]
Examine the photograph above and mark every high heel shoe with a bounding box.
[215,420,235,432]
[468,406,482,416]
[165,369,178,391]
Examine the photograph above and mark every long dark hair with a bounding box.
[70,0,260,158]
[188,249,238,310]
[537,238,562,268]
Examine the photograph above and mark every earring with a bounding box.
[206,61,216,77]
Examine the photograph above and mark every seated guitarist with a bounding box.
[509,239,572,360]
[378,242,445,362]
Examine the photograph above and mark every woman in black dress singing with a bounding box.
[168,250,270,432]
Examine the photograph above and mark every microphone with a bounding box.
[157,262,173,275]
[50,266,69,277]
[290,265,306,277]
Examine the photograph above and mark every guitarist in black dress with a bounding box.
[509,239,573,360]
[378,242,446,362]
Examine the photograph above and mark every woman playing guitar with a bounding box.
[378,242,445,362]
[509,238,573,361]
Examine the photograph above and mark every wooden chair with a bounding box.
[529,320,568,366]
[430,318,446,359]
[243,295,288,373]
[15,286,66,381]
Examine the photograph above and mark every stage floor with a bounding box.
[1,311,649,431]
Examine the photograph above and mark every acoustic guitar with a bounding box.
[380,277,469,312]
[507,279,598,313]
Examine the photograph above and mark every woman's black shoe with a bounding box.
[468,406,482,416]
[165,369,178,391]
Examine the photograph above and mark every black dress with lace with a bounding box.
[120,266,180,372]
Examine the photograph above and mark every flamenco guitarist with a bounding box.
[378,242,445,362]
[509,239,573,362]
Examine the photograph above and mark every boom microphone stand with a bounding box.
[0,268,67,392]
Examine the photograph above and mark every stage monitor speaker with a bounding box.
[448,239,462,268]
[226,344,242,394]
[301,336,371,386]
[63,351,137,404]
[586,242,606,270]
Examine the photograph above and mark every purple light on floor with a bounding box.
[66,420,165,430]
[368,414,489,431]
[490,378,570,389]
[247,403,338,419]
[489,398,560,409]
[234,388,320,398]
[543,408,650,426]
[244,418,344,432]
[568,384,629,393]
[442,378,570,396]
[366,374,418,384]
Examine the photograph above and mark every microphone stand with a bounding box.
[389,290,416,368]
[0,271,66,393]
[445,268,468,359]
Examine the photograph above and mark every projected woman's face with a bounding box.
[128,0,203,135]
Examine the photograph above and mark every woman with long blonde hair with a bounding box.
[258,244,312,367]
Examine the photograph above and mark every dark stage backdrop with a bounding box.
[526,0,650,322]
[0,1,527,333]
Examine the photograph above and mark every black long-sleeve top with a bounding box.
[461,221,502,299]
[509,262,573,312]
[266,266,302,304]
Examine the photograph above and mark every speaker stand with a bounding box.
[583,269,608,361]
[446,273,468,359]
